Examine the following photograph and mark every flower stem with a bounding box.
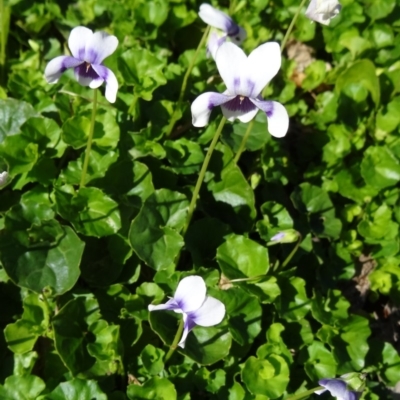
[166,25,211,137]
[80,89,98,188]
[234,119,254,163]
[286,386,324,400]
[0,0,9,84]
[280,0,309,53]
[165,318,184,363]
[182,116,226,235]
[281,233,302,269]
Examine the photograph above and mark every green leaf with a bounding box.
[43,378,107,400]
[304,341,337,381]
[139,344,165,376]
[0,375,45,400]
[242,355,289,398]
[127,377,176,400]
[129,189,187,270]
[4,293,48,353]
[216,234,269,279]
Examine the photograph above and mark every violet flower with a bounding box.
[191,41,289,138]
[305,0,342,25]
[44,26,119,103]
[199,3,246,59]
[316,379,360,400]
[148,275,225,348]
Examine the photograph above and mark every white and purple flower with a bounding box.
[148,275,225,348]
[317,378,360,400]
[305,0,342,25]
[199,3,246,59]
[191,41,289,138]
[44,26,119,103]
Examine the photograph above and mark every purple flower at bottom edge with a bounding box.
[191,41,289,138]
[148,275,225,348]
[44,26,118,103]
[317,379,360,400]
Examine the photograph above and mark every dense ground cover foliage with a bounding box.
[1,0,400,398]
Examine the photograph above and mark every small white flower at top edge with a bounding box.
[148,275,225,348]
[44,26,119,103]
[199,3,246,59]
[305,0,342,25]
[316,378,360,400]
[0,171,8,187]
[191,41,289,138]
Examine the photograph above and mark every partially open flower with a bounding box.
[191,41,289,138]
[0,171,8,187]
[148,275,225,348]
[199,3,246,59]
[316,378,360,400]
[305,0,342,25]
[44,26,119,103]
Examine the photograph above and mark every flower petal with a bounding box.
[174,276,207,313]
[215,41,247,95]
[305,0,342,25]
[74,64,103,87]
[85,31,119,64]
[44,56,83,83]
[178,314,197,348]
[191,92,233,127]
[229,26,247,45]
[68,26,93,60]
[318,379,357,400]
[148,298,179,312]
[221,95,258,123]
[199,3,238,35]
[189,296,225,327]
[250,99,289,138]
[92,64,119,103]
[243,42,281,97]
[207,30,227,60]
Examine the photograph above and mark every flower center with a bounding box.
[223,95,256,113]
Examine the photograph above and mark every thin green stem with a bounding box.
[182,117,226,235]
[165,319,184,363]
[0,0,7,84]
[80,89,98,188]
[281,233,302,269]
[234,119,254,163]
[280,0,309,53]
[286,386,323,400]
[228,275,265,283]
[166,25,211,137]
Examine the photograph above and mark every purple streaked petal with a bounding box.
[250,99,289,138]
[207,30,227,60]
[221,95,258,123]
[178,314,197,348]
[85,31,118,64]
[318,379,357,400]
[199,3,239,36]
[244,42,281,97]
[271,232,286,241]
[92,64,118,103]
[191,92,234,127]
[173,276,207,313]
[215,42,246,95]
[44,56,83,83]
[189,296,225,327]
[228,25,247,45]
[68,26,93,60]
[74,63,103,87]
[148,297,180,312]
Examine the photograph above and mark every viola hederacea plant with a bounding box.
[191,41,289,138]
[148,276,225,349]
[305,0,342,25]
[199,3,246,59]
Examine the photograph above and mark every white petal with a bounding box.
[215,42,247,95]
[92,64,119,103]
[243,42,281,97]
[85,31,118,64]
[148,298,179,312]
[190,296,225,327]
[199,3,237,34]
[305,0,341,25]
[178,314,196,348]
[0,171,8,187]
[68,26,93,60]
[191,92,233,127]
[207,30,227,60]
[229,26,247,45]
[74,64,103,87]
[174,276,207,313]
[221,95,259,123]
[44,56,83,83]
[250,99,289,138]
